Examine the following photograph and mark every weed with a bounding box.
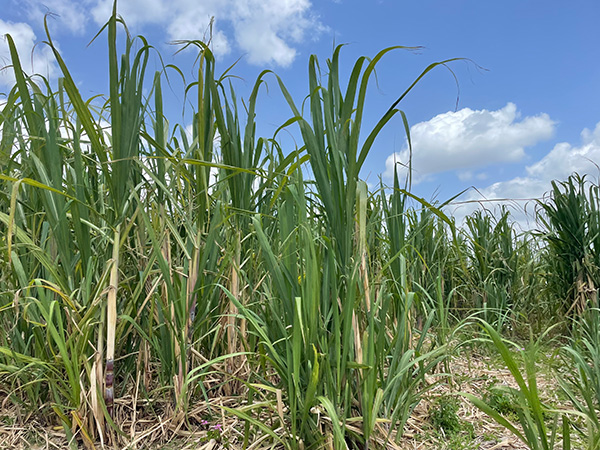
[484,383,520,419]
[430,396,465,436]
[199,420,229,448]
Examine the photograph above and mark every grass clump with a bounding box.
[430,396,473,437]
[484,382,521,419]
[428,395,476,449]
[430,396,462,435]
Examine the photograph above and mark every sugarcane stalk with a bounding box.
[105,225,121,416]
[226,230,242,379]
[91,317,105,439]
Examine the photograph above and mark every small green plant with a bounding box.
[430,396,462,435]
[429,396,475,449]
[443,433,479,450]
[484,383,520,418]
[199,420,229,448]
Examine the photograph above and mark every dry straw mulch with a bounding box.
[0,349,568,450]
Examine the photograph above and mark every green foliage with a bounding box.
[484,382,521,418]
[440,433,478,450]
[560,307,600,449]
[537,174,600,318]
[463,320,563,450]
[430,396,462,435]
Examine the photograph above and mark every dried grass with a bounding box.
[0,349,568,450]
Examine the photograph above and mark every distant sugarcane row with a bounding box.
[1,8,599,450]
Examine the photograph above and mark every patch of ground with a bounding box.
[0,346,575,450]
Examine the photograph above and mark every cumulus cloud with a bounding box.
[230,0,322,66]
[451,121,600,229]
[90,0,323,66]
[0,19,57,88]
[384,103,555,182]
[164,3,231,57]
[25,0,90,35]
[6,0,324,68]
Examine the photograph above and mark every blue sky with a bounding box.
[1,0,599,226]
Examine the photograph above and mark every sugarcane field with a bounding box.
[1,2,599,449]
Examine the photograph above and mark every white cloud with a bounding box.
[0,19,57,88]
[230,0,321,66]
[164,3,231,56]
[384,103,556,182]
[89,0,323,67]
[6,0,324,68]
[451,121,600,229]
[91,0,169,28]
[25,0,90,35]
[526,125,600,180]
